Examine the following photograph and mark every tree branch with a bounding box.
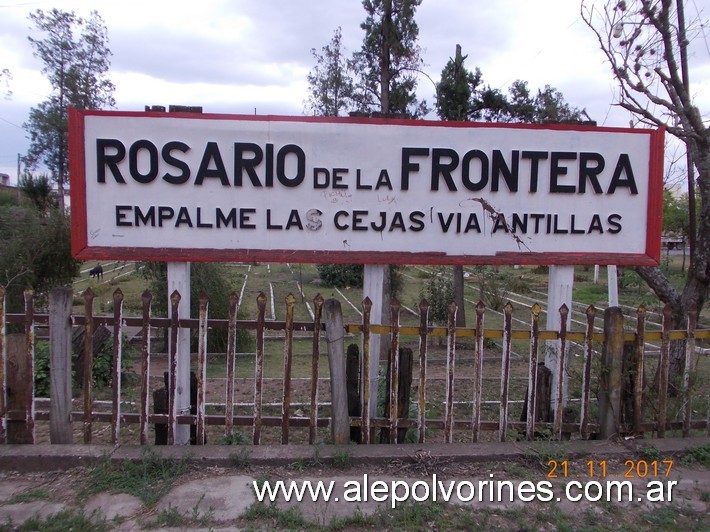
[636,266,682,307]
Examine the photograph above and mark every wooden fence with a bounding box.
[0,285,708,445]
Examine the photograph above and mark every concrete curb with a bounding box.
[0,437,707,472]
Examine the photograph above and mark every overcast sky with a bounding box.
[0,0,708,181]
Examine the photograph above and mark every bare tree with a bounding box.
[581,0,709,385]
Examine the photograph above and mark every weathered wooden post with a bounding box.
[49,287,73,443]
[346,344,361,443]
[324,298,349,445]
[7,289,35,444]
[599,307,625,439]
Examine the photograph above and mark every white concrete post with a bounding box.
[545,265,574,410]
[363,264,385,419]
[607,265,619,307]
[167,262,191,444]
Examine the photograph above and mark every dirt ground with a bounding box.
[0,439,708,530]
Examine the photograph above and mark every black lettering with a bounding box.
[530,213,545,233]
[175,206,193,227]
[491,150,519,192]
[129,140,159,184]
[553,214,568,234]
[492,214,508,233]
[356,169,371,190]
[276,144,306,187]
[375,169,393,190]
[550,152,577,193]
[512,213,527,233]
[464,213,480,233]
[409,211,425,232]
[370,212,386,232]
[158,206,174,227]
[352,210,367,231]
[438,212,455,232]
[579,152,604,193]
[461,150,488,191]
[334,210,349,230]
[431,148,459,192]
[161,141,191,184]
[522,151,548,193]
[97,139,126,183]
[607,213,622,233]
[196,207,212,228]
[195,142,229,186]
[265,143,274,187]
[234,142,263,186]
[401,147,429,190]
[266,209,282,229]
[588,214,604,234]
[216,208,237,228]
[135,205,156,226]
[570,214,585,234]
[332,168,348,189]
[285,209,303,230]
[313,168,330,189]
[115,205,131,226]
[389,212,406,231]
[607,154,638,194]
[241,208,256,229]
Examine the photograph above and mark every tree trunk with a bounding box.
[637,144,710,390]
[380,0,392,115]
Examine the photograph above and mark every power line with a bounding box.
[0,116,23,128]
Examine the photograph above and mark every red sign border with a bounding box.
[68,108,664,266]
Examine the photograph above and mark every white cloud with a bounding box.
[0,0,707,179]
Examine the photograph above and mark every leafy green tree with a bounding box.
[0,188,79,312]
[19,172,55,215]
[663,189,690,237]
[435,44,480,122]
[139,262,244,352]
[349,0,428,118]
[436,45,582,124]
[423,267,454,326]
[24,9,115,211]
[305,27,354,116]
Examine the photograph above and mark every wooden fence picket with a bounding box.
[0,286,707,447]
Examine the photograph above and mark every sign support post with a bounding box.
[167,261,190,444]
[607,265,619,306]
[545,265,573,411]
[363,264,385,420]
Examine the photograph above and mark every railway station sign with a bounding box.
[69,109,663,265]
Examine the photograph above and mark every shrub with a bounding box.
[0,206,80,312]
[34,337,133,397]
[422,266,453,325]
[316,264,363,288]
[139,262,250,353]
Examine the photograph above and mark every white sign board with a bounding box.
[69,109,663,265]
